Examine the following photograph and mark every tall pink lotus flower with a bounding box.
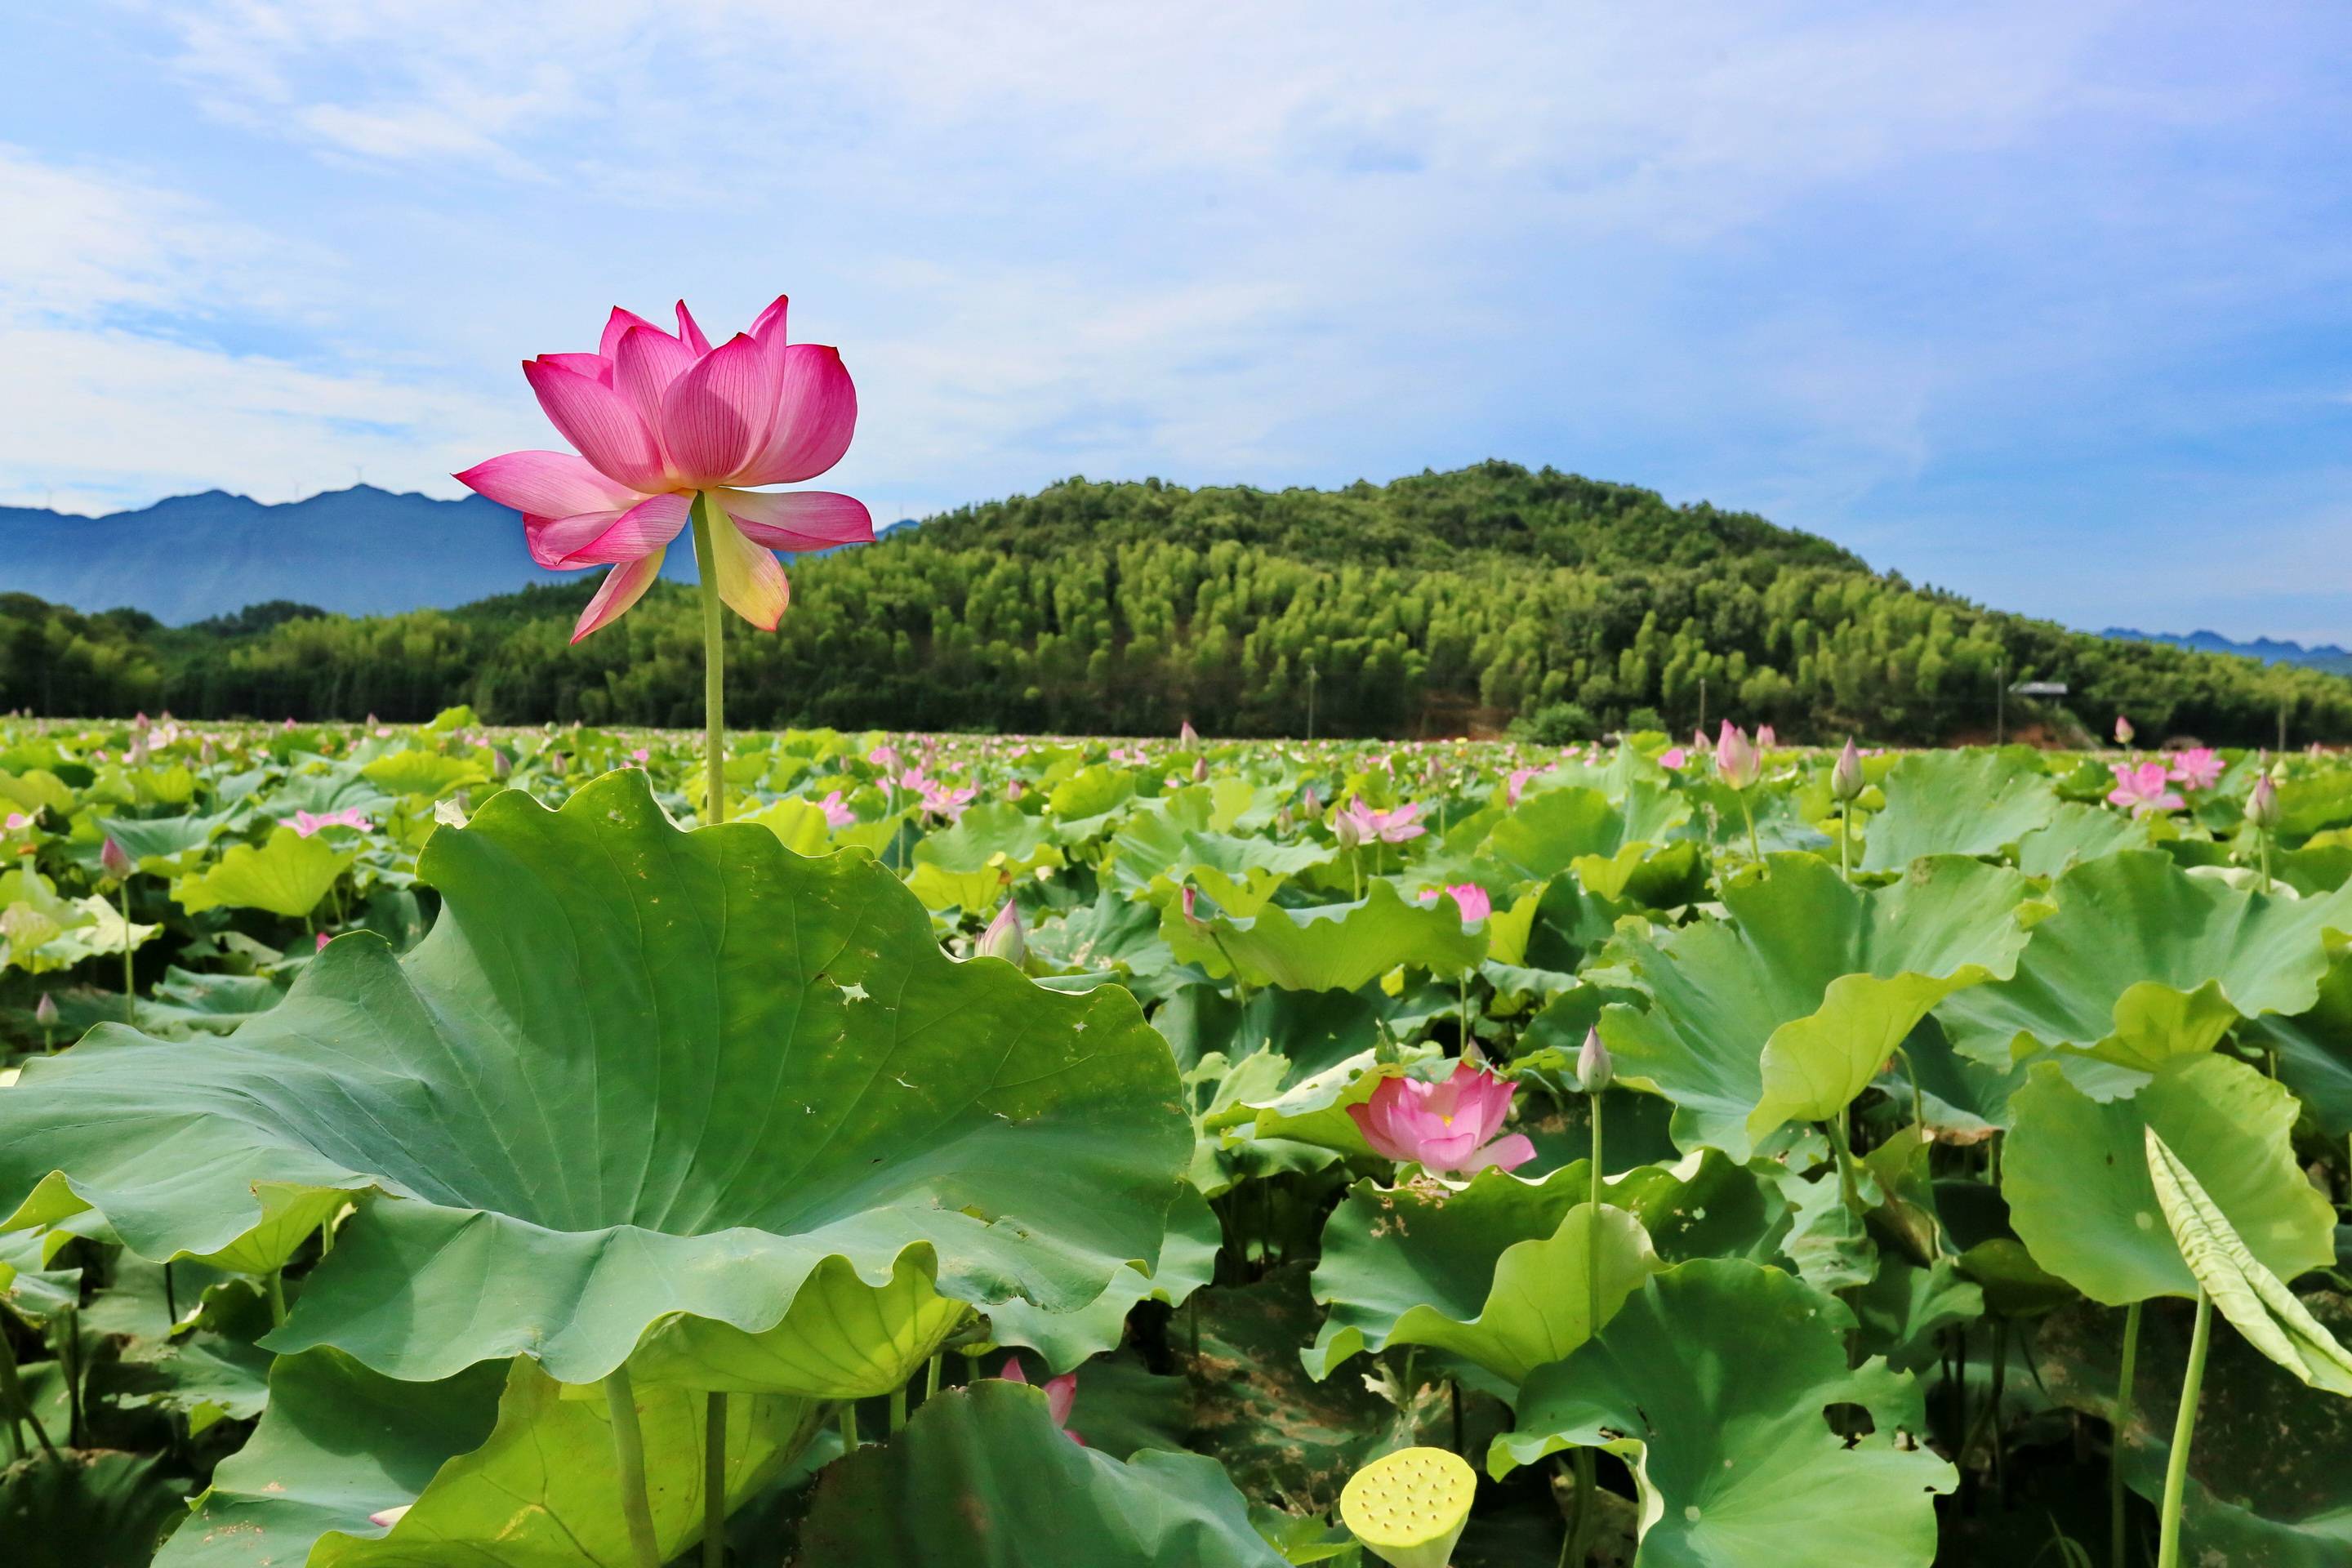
[2107,761,2184,817]
[1335,797,1426,844]
[287,808,372,838]
[1417,884,1492,924]
[2167,747,2223,791]
[457,297,872,643]
[1348,1062,1535,1176]
[1714,722,1762,790]
[1000,1357,1083,1444]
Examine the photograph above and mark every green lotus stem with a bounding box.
[265,1268,288,1328]
[704,1392,727,1568]
[2257,831,2272,895]
[1585,1089,1604,1347]
[840,1401,860,1450]
[604,1368,662,1568]
[688,492,728,827]
[0,1325,54,1462]
[1828,1115,1864,1214]
[2111,1300,2141,1568]
[1567,1449,1598,1567]
[59,1303,82,1448]
[926,1352,942,1401]
[1449,1377,1463,1455]
[163,1262,178,1323]
[1350,849,1362,902]
[1838,800,1852,882]
[1890,1044,1927,1142]
[118,880,136,1018]
[2154,1290,2212,1568]
[889,1383,907,1434]
[1740,795,1761,866]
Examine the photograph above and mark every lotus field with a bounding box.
[2,714,2350,1567]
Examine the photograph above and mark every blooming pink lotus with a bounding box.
[287,808,372,838]
[2167,747,2224,791]
[1000,1357,1083,1444]
[816,790,856,830]
[1417,884,1493,924]
[1658,746,1687,771]
[1347,1062,1535,1175]
[1335,797,1426,845]
[1505,764,1547,805]
[457,297,872,642]
[2108,761,2184,817]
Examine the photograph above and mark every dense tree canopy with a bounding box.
[7,462,2345,743]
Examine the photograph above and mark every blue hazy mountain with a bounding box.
[0,486,910,624]
[2103,626,2352,676]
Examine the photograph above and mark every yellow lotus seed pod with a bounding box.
[1339,1445,1476,1568]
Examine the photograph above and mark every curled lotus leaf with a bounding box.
[0,769,1191,1392]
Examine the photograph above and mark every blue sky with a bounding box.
[3,2,2348,642]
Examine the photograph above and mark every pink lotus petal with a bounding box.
[715,488,875,551]
[524,508,630,569]
[736,344,858,485]
[612,324,702,439]
[599,305,670,362]
[675,299,712,356]
[368,1503,412,1529]
[456,451,643,518]
[572,549,667,642]
[524,357,667,492]
[750,293,790,345]
[660,334,776,485]
[540,351,612,385]
[556,492,691,567]
[706,516,791,629]
[1460,1134,1537,1174]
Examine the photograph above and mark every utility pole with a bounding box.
[1697,675,1708,738]
[1306,664,1319,741]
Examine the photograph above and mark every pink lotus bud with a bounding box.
[492,749,512,779]
[548,751,568,776]
[1831,738,1865,802]
[316,931,332,952]
[1181,885,1200,923]
[1714,723,1762,791]
[99,837,134,881]
[1179,720,1200,748]
[200,738,216,764]
[2247,769,2282,831]
[1006,777,1026,802]
[1756,724,1777,751]
[33,993,57,1027]
[1000,1357,1083,1444]
[978,900,1027,965]
[1192,755,1209,782]
[1576,1027,1613,1094]
[368,1504,412,1529]
[2114,715,2135,746]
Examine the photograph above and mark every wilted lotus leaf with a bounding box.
[0,769,1191,1394]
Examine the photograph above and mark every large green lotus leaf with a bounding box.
[1596,854,2030,1156]
[1936,851,2352,1070]
[169,826,357,918]
[161,1349,820,1567]
[98,808,239,875]
[987,1183,1222,1370]
[2013,800,2156,879]
[2147,1128,2352,1392]
[797,1379,1285,1567]
[1152,984,1378,1078]
[1164,879,1486,991]
[0,770,1191,1391]
[359,751,489,800]
[1491,1259,1953,1567]
[1209,1044,1448,1160]
[2037,1294,2352,1567]
[0,870,160,975]
[1312,1197,1658,1388]
[2243,951,2352,1135]
[904,800,1064,914]
[1859,747,2060,871]
[1482,786,1634,880]
[1109,795,1329,915]
[2002,1054,2334,1304]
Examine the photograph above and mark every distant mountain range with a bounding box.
[0,487,909,625]
[2101,626,2352,676]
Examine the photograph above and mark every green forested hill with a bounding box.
[6,461,2347,743]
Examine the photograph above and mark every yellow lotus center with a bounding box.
[1341,1446,1476,1552]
